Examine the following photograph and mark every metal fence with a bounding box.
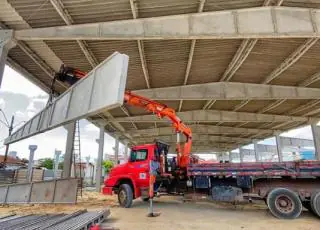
[0,178,78,204]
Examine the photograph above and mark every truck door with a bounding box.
[128,148,150,188]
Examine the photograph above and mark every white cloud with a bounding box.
[1,66,46,97]
[0,98,5,110]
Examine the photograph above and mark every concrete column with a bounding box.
[124,142,129,161]
[0,30,13,88]
[95,126,104,192]
[275,134,283,162]
[114,137,120,165]
[239,147,244,163]
[63,122,76,178]
[253,140,259,162]
[228,152,232,162]
[28,145,37,182]
[54,149,61,178]
[311,124,320,160]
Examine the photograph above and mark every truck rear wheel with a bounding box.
[267,188,302,219]
[310,191,320,217]
[118,184,133,208]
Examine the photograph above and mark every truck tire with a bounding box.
[118,184,133,208]
[310,191,320,218]
[267,188,302,219]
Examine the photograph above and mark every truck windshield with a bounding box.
[130,149,148,162]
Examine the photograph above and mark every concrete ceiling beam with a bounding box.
[133,82,320,100]
[113,110,316,123]
[14,7,320,40]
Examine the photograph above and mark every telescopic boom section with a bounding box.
[124,91,192,168]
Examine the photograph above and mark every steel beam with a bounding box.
[50,0,98,68]
[178,0,206,112]
[129,0,151,89]
[133,82,320,100]
[299,71,320,87]
[14,7,320,41]
[113,110,315,123]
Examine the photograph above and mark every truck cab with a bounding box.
[103,141,174,207]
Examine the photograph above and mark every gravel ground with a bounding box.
[0,192,318,229]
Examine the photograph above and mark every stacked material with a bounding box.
[0,209,110,230]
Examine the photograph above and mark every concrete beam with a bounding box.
[134,134,252,144]
[113,110,315,123]
[14,7,320,41]
[0,30,13,88]
[133,82,320,100]
[118,124,279,137]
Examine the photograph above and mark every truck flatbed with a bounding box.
[188,161,320,177]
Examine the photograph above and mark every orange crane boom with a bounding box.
[53,64,193,168]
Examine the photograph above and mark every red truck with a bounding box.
[54,64,320,219]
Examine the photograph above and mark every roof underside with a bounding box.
[2,0,320,152]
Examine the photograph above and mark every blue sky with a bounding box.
[0,65,317,161]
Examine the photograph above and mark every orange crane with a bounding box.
[54,64,193,169]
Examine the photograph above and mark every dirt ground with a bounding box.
[0,191,319,230]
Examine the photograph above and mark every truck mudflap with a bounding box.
[102,186,113,195]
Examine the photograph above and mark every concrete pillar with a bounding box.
[114,137,119,165]
[239,147,244,163]
[253,140,259,162]
[311,124,320,160]
[124,142,129,161]
[0,30,13,88]
[63,122,76,178]
[54,149,61,178]
[275,134,283,162]
[28,145,37,182]
[95,126,104,192]
[228,152,232,162]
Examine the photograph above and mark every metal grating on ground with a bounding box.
[0,209,110,230]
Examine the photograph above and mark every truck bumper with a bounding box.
[102,186,113,195]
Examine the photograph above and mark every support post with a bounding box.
[253,140,259,162]
[95,126,104,192]
[228,152,232,162]
[28,145,37,182]
[275,134,283,162]
[124,142,129,161]
[63,122,76,178]
[54,149,61,178]
[0,30,13,88]
[114,137,119,165]
[85,156,91,185]
[239,147,244,163]
[311,124,320,160]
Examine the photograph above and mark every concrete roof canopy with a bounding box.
[2,0,320,153]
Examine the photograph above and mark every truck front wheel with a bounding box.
[267,188,302,219]
[118,184,133,208]
[311,191,320,217]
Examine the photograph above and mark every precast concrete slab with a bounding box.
[4,52,128,145]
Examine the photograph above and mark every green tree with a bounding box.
[39,158,54,169]
[103,160,114,174]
